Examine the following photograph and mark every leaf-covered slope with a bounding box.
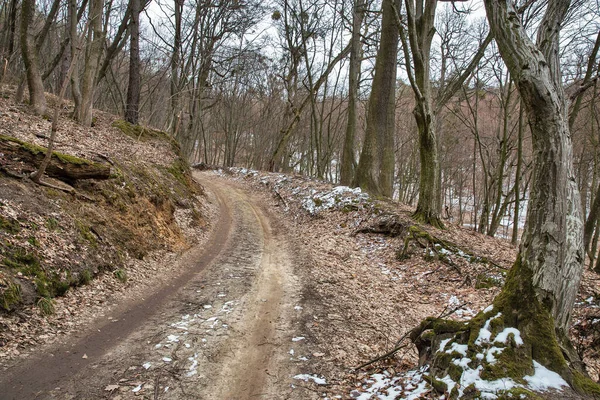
[0,90,206,316]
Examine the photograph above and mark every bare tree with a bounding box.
[482,0,593,387]
[20,0,47,114]
[353,0,399,198]
[124,0,141,124]
[339,0,365,185]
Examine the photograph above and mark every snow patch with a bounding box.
[293,374,327,385]
[494,328,524,346]
[524,361,569,391]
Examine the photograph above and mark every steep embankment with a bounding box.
[0,90,207,359]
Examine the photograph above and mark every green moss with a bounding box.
[46,217,59,231]
[28,236,40,247]
[447,362,463,382]
[422,374,447,394]
[0,134,93,165]
[166,158,190,186]
[433,351,454,370]
[0,215,21,234]
[3,248,41,272]
[0,280,22,311]
[496,387,542,399]
[572,371,600,396]
[480,346,531,383]
[53,278,70,296]
[35,275,51,297]
[80,269,93,285]
[75,220,97,246]
[475,273,503,289]
[113,268,127,283]
[37,297,55,315]
[112,120,173,143]
[493,256,567,374]
[431,318,467,335]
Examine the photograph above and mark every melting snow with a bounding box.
[494,328,524,346]
[445,342,468,356]
[524,361,569,391]
[142,362,151,370]
[301,186,369,215]
[292,336,305,342]
[438,338,451,352]
[294,374,327,385]
[475,313,502,345]
[166,335,179,342]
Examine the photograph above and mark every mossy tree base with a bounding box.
[410,256,600,398]
[413,208,445,230]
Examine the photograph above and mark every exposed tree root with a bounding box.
[409,257,600,399]
[412,209,445,230]
[352,214,408,237]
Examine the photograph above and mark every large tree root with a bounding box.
[407,257,600,399]
[354,215,503,273]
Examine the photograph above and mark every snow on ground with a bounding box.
[142,295,239,379]
[356,324,569,399]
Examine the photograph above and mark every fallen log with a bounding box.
[0,135,111,181]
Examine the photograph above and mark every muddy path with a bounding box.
[0,173,303,399]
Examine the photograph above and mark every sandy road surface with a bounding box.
[0,173,302,399]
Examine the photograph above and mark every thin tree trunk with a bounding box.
[124,0,141,124]
[20,0,46,115]
[76,0,104,126]
[69,0,82,113]
[340,0,365,186]
[511,101,524,245]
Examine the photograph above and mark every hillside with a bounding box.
[0,89,209,357]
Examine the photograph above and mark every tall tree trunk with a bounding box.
[7,0,18,56]
[124,0,141,124]
[20,0,46,115]
[170,0,183,135]
[340,0,365,186]
[76,0,104,126]
[69,0,82,113]
[511,101,524,245]
[353,0,399,198]
[485,0,584,341]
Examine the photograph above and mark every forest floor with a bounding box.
[0,91,599,399]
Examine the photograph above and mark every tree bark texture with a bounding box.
[125,0,141,124]
[484,0,583,335]
[20,0,47,115]
[76,0,104,126]
[353,0,399,198]
[339,0,365,186]
[403,0,440,226]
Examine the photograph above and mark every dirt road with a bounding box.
[0,173,303,399]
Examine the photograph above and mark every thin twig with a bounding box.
[353,302,468,371]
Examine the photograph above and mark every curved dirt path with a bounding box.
[0,173,301,399]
